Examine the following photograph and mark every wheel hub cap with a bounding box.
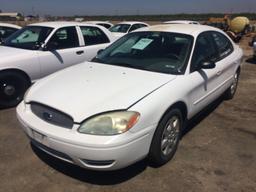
[3,84,16,96]
[231,73,238,95]
[161,116,180,156]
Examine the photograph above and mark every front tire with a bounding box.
[149,109,183,166]
[0,71,30,108]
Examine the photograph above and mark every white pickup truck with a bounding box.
[0,22,115,108]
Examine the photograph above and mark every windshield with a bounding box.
[93,32,193,75]
[4,26,53,50]
[109,24,131,33]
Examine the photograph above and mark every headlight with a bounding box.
[78,111,140,135]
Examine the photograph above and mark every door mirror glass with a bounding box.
[97,49,104,55]
[200,61,216,69]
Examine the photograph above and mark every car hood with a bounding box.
[0,46,32,64]
[26,62,176,122]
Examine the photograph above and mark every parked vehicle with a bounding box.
[109,21,149,38]
[249,35,256,60]
[17,24,243,171]
[0,22,115,108]
[206,15,251,42]
[84,21,113,29]
[0,23,21,44]
[164,20,200,25]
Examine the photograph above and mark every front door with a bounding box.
[38,26,86,78]
[187,32,221,117]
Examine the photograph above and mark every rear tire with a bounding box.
[149,108,183,166]
[224,70,240,100]
[0,71,30,108]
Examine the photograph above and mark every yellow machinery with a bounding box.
[230,17,250,34]
[207,15,251,42]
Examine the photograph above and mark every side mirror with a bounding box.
[44,41,58,51]
[97,49,104,55]
[200,61,216,69]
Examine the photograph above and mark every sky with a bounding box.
[0,0,256,16]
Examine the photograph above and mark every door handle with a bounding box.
[76,50,84,55]
[216,71,222,76]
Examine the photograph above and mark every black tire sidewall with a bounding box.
[0,72,30,108]
[149,108,183,166]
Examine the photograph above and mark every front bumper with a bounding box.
[16,102,155,171]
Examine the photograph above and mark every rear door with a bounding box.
[38,26,86,78]
[209,31,237,93]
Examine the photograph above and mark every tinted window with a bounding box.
[97,23,112,29]
[129,24,147,32]
[109,24,131,33]
[0,27,19,39]
[191,32,218,72]
[80,26,109,46]
[4,26,53,50]
[211,32,233,59]
[93,32,193,75]
[129,24,141,32]
[48,27,79,49]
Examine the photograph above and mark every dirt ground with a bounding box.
[0,37,256,192]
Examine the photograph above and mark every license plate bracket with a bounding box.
[32,130,49,146]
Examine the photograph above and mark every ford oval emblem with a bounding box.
[43,112,53,121]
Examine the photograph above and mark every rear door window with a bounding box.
[211,31,234,59]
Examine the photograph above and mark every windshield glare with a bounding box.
[93,32,193,75]
[109,24,131,33]
[4,26,53,50]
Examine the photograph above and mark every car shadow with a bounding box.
[245,57,256,65]
[181,95,224,138]
[31,144,148,185]
[31,96,225,184]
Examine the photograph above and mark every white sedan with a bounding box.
[17,24,243,171]
[0,23,21,43]
[109,21,149,38]
[0,22,115,108]
[164,20,200,25]
[84,21,113,29]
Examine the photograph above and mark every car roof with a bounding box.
[117,21,148,26]
[164,20,199,24]
[135,24,221,36]
[29,21,110,29]
[0,23,21,29]
[29,21,82,28]
[84,21,112,24]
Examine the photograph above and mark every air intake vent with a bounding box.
[30,102,74,129]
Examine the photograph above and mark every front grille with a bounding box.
[31,139,73,163]
[30,102,74,129]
